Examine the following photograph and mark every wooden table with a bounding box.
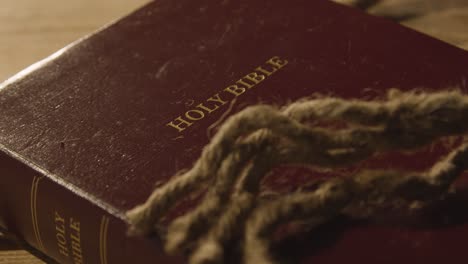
[0,235,41,264]
[0,0,150,82]
[0,1,150,262]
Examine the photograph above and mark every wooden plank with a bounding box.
[0,250,45,264]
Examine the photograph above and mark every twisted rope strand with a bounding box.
[165,129,372,258]
[175,126,468,257]
[127,90,468,235]
[164,131,277,253]
[244,142,468,264]
[189,150,277,264]
[245,179,352,264]
[125,90,468,264]
[126,106,321,235]
[283,90,466,126]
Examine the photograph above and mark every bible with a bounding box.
[1,0,468,263]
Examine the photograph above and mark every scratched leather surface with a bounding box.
[1,0,468,219]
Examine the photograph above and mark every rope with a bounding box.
[127,89,468,263]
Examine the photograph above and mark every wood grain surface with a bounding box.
[0,250,44,264]
[0,231,44,263]
[0,0,150,82]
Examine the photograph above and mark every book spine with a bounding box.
[0,149,181,264]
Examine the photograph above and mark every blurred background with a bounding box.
[337,0,468,50]
[1,0,468,263]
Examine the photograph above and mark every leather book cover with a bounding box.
[1,0,468,263]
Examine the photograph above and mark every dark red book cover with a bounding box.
[1,0,468,263]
